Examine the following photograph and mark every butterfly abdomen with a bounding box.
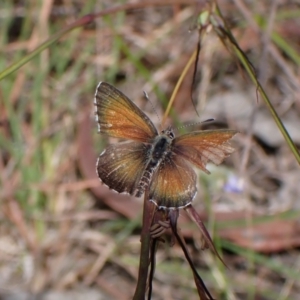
[135,160,157,197]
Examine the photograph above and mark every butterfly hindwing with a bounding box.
[172,129,237,174]
[149,153,197,208]
[94,82,158,142]
[97,141,151,195]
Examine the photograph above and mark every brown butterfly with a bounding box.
[94,82,237,209]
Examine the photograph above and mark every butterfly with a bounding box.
[94,82,237,209]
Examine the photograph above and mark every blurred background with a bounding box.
[0,0,300,299]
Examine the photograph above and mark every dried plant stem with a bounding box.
[162,49,197,126]
[169,209,214,300]
[213,2,300,164]
[133,190,156,300]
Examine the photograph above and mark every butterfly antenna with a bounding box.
[201,118,215,123]
[176,118,215,131]
[143,91,161,125]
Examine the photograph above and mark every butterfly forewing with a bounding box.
[173,130,237,174]
[94,82,158,142]
[149,154,197,208]
[97,142,150,195]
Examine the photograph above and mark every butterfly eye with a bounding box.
[168,131,175,139]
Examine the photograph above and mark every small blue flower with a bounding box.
[224,174,244,193]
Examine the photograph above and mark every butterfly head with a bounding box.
[160,126,175,140]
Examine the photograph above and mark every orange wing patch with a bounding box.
[149,154,197,208]
[94,82,158,142]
